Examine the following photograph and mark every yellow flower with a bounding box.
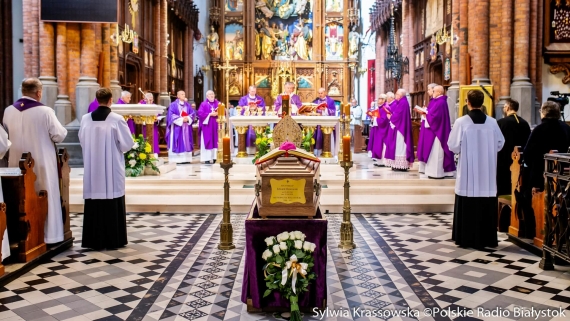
[139,153,147,160]
[145,145,152,153]
[311,138,315,145]
[256,138,261,145]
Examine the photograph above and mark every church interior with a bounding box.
[0,0,569,320]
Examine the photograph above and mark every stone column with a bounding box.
[102,23,111,88]
[469,0,490,84]
[110,23,121,101]
[31,0,39,77]
[448,0,461,122]
[75,23,100,126]
[154,2,161,94]
[23,0,32,78]
[408,1,415,94]
[39,22,58,108]
[159,0,170,107]
[54,23,72,125]
[497,0,513,113]
[510,0,535,123]
[401,0,410,91]
[377,33,385,97]
[459,0,469,86]
[67,23,81,120]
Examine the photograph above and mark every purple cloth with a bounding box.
[274,94,302,114]
[423,95,456,172]
[416,98,433,163]
[241,205,327,310]
[12,98,44,111]
[138,100,160,152]
[239,95,266,148]
[166,99,195,153]
[88,98,99,113]
[371,103,391,159]
[384,98,414,164]
[116,99,135,134]
[198,99,219,149]
[312,97,336,149]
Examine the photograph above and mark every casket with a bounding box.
[255,156,320,218]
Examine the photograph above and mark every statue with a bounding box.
[207,26,220,59]
[229,72,241,96]
[348,26,360,59]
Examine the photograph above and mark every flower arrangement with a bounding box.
[301,128,315,153]
[262,231,317,321]
[125,134,160,177]
[253,126,273,164]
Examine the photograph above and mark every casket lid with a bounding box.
[257,157,319,177]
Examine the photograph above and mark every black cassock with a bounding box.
[496,114,530,196]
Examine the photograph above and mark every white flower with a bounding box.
[289,232,296,240]
[277,232,289,242]
[279,242,287,250]
[294,231,305,241]
[128,159,136,168]
[294,240,303,249]
[262,250,273,260]
[132,142,139,149]
[129,153,135,158]
[265,236,275,247]
[309,243,316,252]
[267,134,272,139]
[303,241,316,252]
[272,244,280,254]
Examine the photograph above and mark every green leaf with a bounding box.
[275,255,283,264]
[263,289,272,298]
[294,250,305,259]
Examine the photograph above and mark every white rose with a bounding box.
[132,142,139,149]
[303,241,311,252]
[289,232,296,240]
[277,232,289,242]
[129,153,135,158]
[128,159,136,168]
[272,244,280,253]
[262,250,273,260]
[265,236,275,247]
[309,243,316,252]
[294,240,303,249]
[279,242,287,250]
[294,231,304,240]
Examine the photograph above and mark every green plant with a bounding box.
[252,126,273,164]
[301,128,315,153]
[125,134,160,177]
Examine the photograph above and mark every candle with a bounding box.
[343,103,351,116]
[223,136,231,164]
[218,103,225,118]
[342,135,351,162]
[281,95,290,116]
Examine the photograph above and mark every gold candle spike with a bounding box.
[338,161,356,250]
[218,162,235,250]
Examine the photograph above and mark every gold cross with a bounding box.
[216,60,238,107]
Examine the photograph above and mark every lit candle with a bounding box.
[218,103,225,118]
[281,95,290,116]
[343,103,351,117]
[223,136,231,164]
[342,135,351,162]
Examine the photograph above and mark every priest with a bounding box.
[372,95,391,166]
[312,88,336,155]
[417,83,437,173]
[79,88,134,250]
[88,97,99,113]
[448,90,504,249]
[384,89,414,171]
[238,86,266,154]
[366,100,378,158]
[0,126,10,260]
[274,82,302,115]
[198,90,219,164]
[420,85,456,179]
[3,78,68,244]
[166,91,196,163]
[139,92,160,153]
[116,91,135,134]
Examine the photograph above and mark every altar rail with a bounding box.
[540,153,570,269]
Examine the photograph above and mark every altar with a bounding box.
[229,115,340,164]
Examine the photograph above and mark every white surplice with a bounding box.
[79,112,134,199]
[3,103,67,243]
[0,126,11,260]
[447,115,504,197]
[424,118,455,178]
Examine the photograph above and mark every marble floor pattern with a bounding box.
[0,213,568,321]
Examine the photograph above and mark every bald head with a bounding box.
[317,88,327,99]
[433,85,445,97]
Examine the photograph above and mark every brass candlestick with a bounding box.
[218,162,235,250]
[216,116,225,162]
[338,161,356,250]
[338,114,351,161]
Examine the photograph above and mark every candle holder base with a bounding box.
[338,221,356,250]
[321,152,333,158]
[338,161,355,249]
[237,151,249,158]
[218,162,235,250]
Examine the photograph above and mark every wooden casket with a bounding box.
[255,156,321,218]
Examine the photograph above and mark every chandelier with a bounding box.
[384,3,408,81]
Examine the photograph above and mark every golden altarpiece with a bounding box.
[207,0,361,107]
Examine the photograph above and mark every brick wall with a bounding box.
[56,23,68,96]
[489,0,502,100]
[67,23,81,117]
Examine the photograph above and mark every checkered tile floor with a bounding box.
[0,212,568,321]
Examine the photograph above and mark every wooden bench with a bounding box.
[0,203,6,276]
[1,153,48,262]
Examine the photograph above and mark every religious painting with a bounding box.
[326,69,342,97]
[549,1,570,42]
[296,68,314,89]
[326,0,342,12]
[225,0,243,12]
[255,75,271,89]
[325,23,343,61]
[254,0,313,61]
[225,23,244,61]
[425,0,444,38]
[228,68,242,97]
[458,85,495,117]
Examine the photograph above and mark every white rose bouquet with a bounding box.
[262,230,317,321]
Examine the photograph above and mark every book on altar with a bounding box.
[255,147,320,164]
[414,105,427,114]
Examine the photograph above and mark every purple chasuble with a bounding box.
[312,96,337,149]
[423,95,456,172]
[116,99,135,134]
[198,100,219,149]
[138,100,160,152]
[384,98,414,164]
[274,94,302,114]
[12,98,45,111]
[88,98,99,113]
[416,98,433,163]
[371,103,391,159]
[166,99,195,153]
[239,95,266,148]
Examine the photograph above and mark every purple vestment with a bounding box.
[115,98,135,134]
[166,99,195,153]
[371,103,391,159]
[238,95,266,148]
[416,99,433,163]
[138,100,160,152]
[13,98,44,111]
[88,98,98,113]
[198,99,219,149]
[274,94,302,114]
[312,96,336,149]
[384,98,414,165]
[422,95,456,172]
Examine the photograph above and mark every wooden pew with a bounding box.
[0,203,6,276]
[58,148,72,241]
[1,153,48,262]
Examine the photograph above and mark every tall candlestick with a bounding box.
[218,103,225,118]
[342,135,351,162]
[343,103,351,116]
[223,136,231,164]
[281,95,290,117]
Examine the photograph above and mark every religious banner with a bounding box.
[425,0,444,38]
[225,0,243,12]
[326,0,343,12]
[325,23,344,61]
[225,23,244,61]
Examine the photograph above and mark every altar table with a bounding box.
[241,204,327,311]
